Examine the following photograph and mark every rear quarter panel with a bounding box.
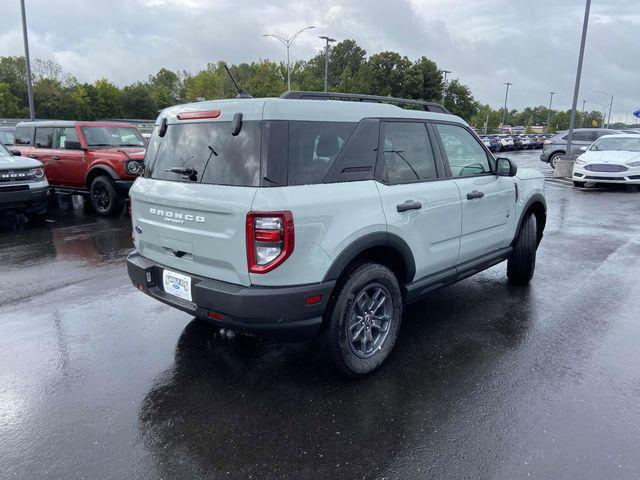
[250,180,386,286]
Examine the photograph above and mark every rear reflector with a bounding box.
[177,110,222,120]
[305,295,323,305]
[207,311,224,321]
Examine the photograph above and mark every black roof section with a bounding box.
[280,91,451,114]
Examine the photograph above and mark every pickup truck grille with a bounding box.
[0,169,37,183]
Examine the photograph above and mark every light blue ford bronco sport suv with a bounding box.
[127,91,546,376]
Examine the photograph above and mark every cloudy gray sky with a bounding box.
[1,0,638,122]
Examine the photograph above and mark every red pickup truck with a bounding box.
[13,121,146,216]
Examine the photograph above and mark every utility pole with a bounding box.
[263,26,315,91]
[20,0,35,120]
[318,36,336,92]
[595,90,614,128]
[484,111,489,135]
[545,92,556,134]
[501,82,512,131]
[557,0,591,178]
[580,99,587,127]
[441,70,451,104]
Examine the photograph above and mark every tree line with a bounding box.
[0,39,604,132]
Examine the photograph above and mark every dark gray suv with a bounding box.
[540,128,619,168]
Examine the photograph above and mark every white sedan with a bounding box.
[573,134,640,187]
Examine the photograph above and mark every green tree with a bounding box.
[525,116,533,134]
[121,82,156,118]
[0,82,25,117]
[184,66,221,102]
[92,79,122,118]
[409,57,443,101]
[148,68,184,109]
[244,60,286,97]
[443,79,479,120]
[366,51,415,97]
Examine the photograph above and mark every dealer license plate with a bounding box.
[162,269,192,302]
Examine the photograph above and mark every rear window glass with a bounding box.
[147,121,261,187]
[0,130,15,145]
[288,121,356,185]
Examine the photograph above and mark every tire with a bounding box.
[324,263,403,377]
[548,152,563,170]
[507,214,537,285]
[573,181,586,188]
[90,175,124,216]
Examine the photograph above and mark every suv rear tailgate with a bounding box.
[131,177,256,286]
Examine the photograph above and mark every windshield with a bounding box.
[0,142,10,157]
[591,137,640,152]
[81,125,145,147]
[0,130,15,145]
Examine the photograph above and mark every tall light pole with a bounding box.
[20,0,35,120]
[595,90,614,128]
[545,92,556,133]
[263,26,315,91]
[441,70,451,104]
[580,99,587,127]
[318,35,336,92]
[558,0,591,179]
[501,82,512,131]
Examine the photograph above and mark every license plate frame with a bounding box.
[162,269,192,302]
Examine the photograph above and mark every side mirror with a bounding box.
[64,140,82,150]
[10,149,21,156]
[579,146,588,151]
[496,157,517,177]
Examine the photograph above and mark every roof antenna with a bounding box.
[223,64,253,99]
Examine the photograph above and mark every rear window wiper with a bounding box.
[166,166,197,176]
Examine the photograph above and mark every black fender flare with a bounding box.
[322,232,416,283]
[86,164,119,187]
[515,193,547,244]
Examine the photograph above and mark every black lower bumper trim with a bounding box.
[127,251,335,341]
[0,185,51,214]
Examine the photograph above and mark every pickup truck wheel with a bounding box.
[325,263,402,377]
[507,213,537,285]
[90,175,124,216]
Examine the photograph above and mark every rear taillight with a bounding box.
[246,211,294,273]
[544,140,554,145]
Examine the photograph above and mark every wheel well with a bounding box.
[526,202,546,245]
[337,246,410,286]
[85,168,114,189]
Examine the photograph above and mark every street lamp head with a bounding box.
[319,36,336,42]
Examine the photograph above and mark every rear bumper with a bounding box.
[0,185,51,214]
[127,251,335,341]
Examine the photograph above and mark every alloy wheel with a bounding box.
[347,283,393,358]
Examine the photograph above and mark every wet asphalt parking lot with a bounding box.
[1,150,640,479]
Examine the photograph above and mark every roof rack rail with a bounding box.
[280,91,450,114]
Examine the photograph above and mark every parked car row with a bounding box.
[479,134,550,152]
[539,128,638,168]
[10,120,146,216]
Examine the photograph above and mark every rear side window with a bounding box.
[14,126,32,145]
[35,128,54,149]
[55,127,79,149]
[573,131,597,142]
[287,122,355,186]
[148,121,261,186]
[381,122,437,183]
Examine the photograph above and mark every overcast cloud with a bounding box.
[1,0,638,122]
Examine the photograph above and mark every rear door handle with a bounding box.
[467,190,485,200]
[396,200,422,212]
[51,155,60,160]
